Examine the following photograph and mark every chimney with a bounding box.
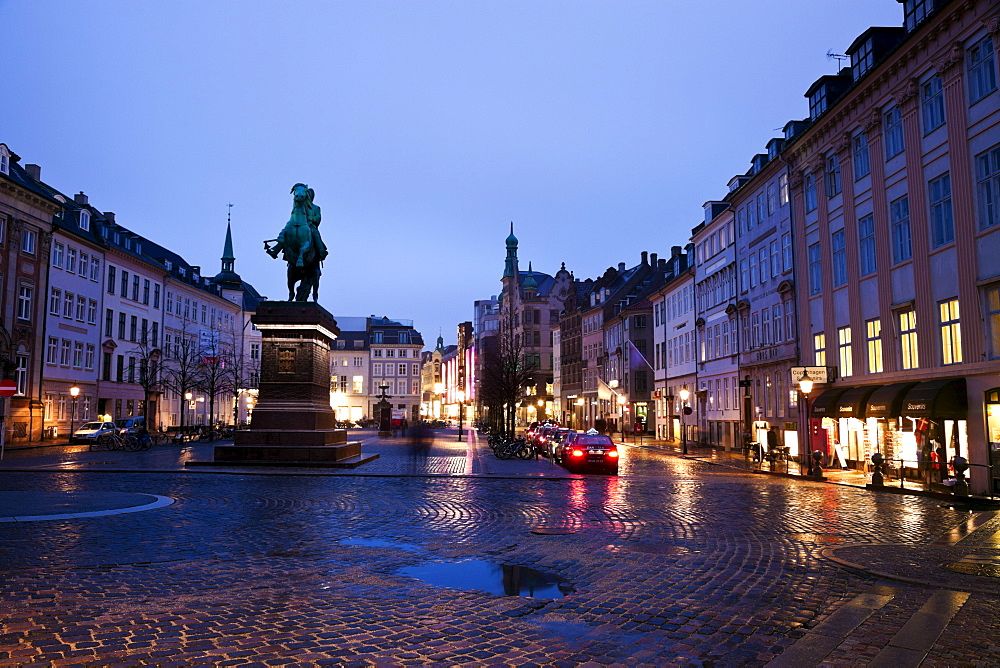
[25,164,41,181]
[671,245,682,257]
[191,266,201,275]
[641,251,648,265]
[658,258,667,268]
[74,192,88,205]
[618,262,626,272]
[649,252,657,266]
[104,212,115,223]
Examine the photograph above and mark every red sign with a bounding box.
[0,380,16,397]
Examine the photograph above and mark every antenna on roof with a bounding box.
[826,50,848,69]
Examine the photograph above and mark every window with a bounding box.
[0,149,7,175]
[14,355,28,395]
[740,259,749,292]
[67,247,77,274]
[781,232,792,273]
[858,215,876,277]
[758,247,768,284]
[76,295,86,321]
[88,299,97,325]
[79,210,90,231]
[131,275,139,301]
[61,339,71,366]
[903,0,929,32]
[809,86,827,119]
[107,265,116,294]
[928,173,954,247]
[17,285,32,320]
[978,144,1000,229]
[772,304,783,342]
[747,202,756,230]
[397,363,406,375]
[49,287,61,315]
[46,337,58,364]
[250,343,261,361]
[142,279,150,305]
[63,291,73,319]
[757,192,766,223]
[779,173,789,206]
[166,291,173,313]
[968,36,997,104]
[151,322,158,346]
[770,240,780,281]
[105,309,113,337]
[373,362,382,375]
[738,208,746,236]
[922,76,945,132]
[852,37,874,79]
[73,342,84,368]
[890,195,912,263]
[85,344,95,371]
[749,252,757,289]
[986,284,1000,359]
[813,333,826,367]
[884,106,904,159]
[804,173,817,212]
[808,243,822,295]
[118,313,126,339]
[153,284,160,309]
[90,257,100,281]
[854,133,870,179]
[831,230,847,287]
[767,184,776,214]
[939,299,962,365]
[21,228,36,255]
[53,242,64,268]
[838,326,853,377]
[826,154,842,197]
[78,252,88,277]
[899,309,918,370]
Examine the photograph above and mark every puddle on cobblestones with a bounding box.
[399,559,573,598]
[341,538,423,552]
[786,533,844,544]
[600,543,691,556]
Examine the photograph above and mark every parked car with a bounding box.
[71,421,117,445]
[556,432,619,474]
[544,428,574,459]
[533,425,561,455]
[115,416,146,435]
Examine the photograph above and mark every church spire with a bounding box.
[502,221,519,279]
[213,203,242,288]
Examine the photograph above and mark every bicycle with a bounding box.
[494,436,533,460]
[95,430,138,451]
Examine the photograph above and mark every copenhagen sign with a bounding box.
[789,366,830,384]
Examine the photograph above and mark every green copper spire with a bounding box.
[523,262,538,291]
[221,221,235,274]
[503,221,519,279]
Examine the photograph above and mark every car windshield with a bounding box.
[576,436,613,446]
[78,422,105,430]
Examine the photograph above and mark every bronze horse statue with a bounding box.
[265,183,329,301]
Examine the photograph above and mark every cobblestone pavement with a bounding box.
[1,431,999,666]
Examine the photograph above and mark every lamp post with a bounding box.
[537,397,545,423]
[679,388,690,455]
[184,392,193,436]
[69,386,80,437]
[798,371,814,475]
[457,389,465,441]
[617,394,627,443]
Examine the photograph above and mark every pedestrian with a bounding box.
[766,425,779,457]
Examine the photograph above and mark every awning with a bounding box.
[901,378,967,418]
[809,387,847,417]
[866,382,919,418]
[835,385,879,419]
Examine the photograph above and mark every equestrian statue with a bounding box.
[264,183,329,301]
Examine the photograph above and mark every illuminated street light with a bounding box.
[69,386,80,437]
[679,388,691,456]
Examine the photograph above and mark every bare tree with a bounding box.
[127,331,164,431]
[160,320,203,433]
[194,329,231,427]
[478,317,531,437]
[217,318,259,427]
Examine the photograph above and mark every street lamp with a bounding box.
[184,392,193,436]
[679,388,690,455]
[798,371,815,476]
[537,397,545,422]
[457,389,466,441]
[69,386,80,437]
[617,394,627,443]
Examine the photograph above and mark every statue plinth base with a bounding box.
[187,301,378,469]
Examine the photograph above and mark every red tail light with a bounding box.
[571,449,584,458]
[607,449,619,458]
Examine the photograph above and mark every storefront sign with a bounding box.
[790,366,829,384]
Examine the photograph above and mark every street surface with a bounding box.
[1,429,998,666]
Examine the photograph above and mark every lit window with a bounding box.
[838,326,853,377]
[813,333,826,367]
[866,319,883,373]
[899,309,918,370]
[985,284,1000,360]
[939,299,962,365]
[779,173,789,206]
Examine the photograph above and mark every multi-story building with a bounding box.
[650,246,695,442]
[368,316,424,423]
[786,0,1000,493]
[420,335,450,419]
[729,142,800,451]
[0,148,62,442]
[471,297,499,419]
[42,191,106,435]
[692,202,741,449]
[330,317,370,423]
[498,225,573,425]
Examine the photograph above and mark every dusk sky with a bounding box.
[1,1,903,346]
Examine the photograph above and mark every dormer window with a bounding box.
[851,38,874,81]
[79,210,90,231]
[809,87,827,120]
[164,260,172,271]
[124,237,132,251]
[135,241,142,254]
[903,0,930,32]
[0,145,9,175]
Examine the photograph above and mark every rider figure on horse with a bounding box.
[265,183,329,301]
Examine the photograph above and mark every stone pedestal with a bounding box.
[194,301,377,468]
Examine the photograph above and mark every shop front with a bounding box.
[987,388,1000,493]
[865,382,919,473]
[899,379,968,481]
[808,387,846,467]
